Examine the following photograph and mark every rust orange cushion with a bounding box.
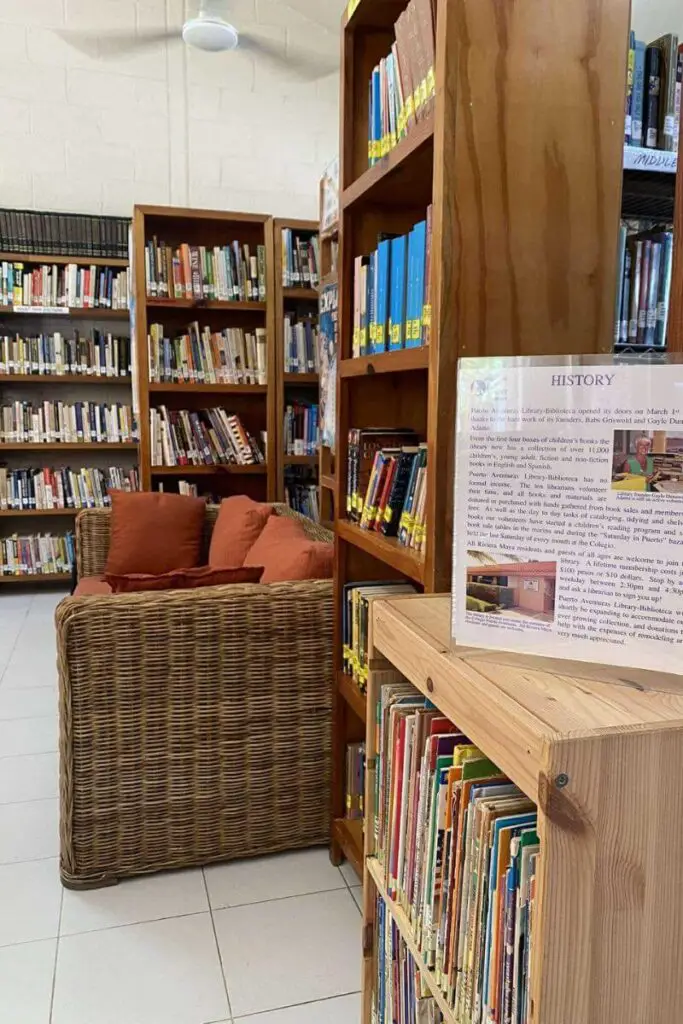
[208,495,273,568]
[104,491,206,576]
[104,565,264,593]
[73,575,112,597]
[244,515,333,583]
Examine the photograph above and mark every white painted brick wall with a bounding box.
[0,0,340,220]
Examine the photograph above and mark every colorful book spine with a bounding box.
[631,40,646,146]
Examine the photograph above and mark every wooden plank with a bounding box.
[332,817,364,877]
[145,298,266,312]
[150,464,267,476]
[336,518,425,584]
[338,670,367,723]
[282,287,318,301]
[0,374,131,386]
[342,114,435,210]
[283,372,319,384]
[147,383,267,395]
[0,573,71,584]
[0,307,129,320]
[0,443,137,452]
[0,252,128,268]
[0,509,77,517]
[338,347,429,377]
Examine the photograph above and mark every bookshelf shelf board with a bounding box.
[147,382,267,395]
[0,252,129,268]
[622,145,677,174]
[0,573,72,584]
[150,463,267,476]
[0,442,138,452]
[145,298,267,313]
[283,372,319,385]
[338,670,367,722]
[0,374,132,386]
[320,271,338,289]
[283,454,319,466]
[0,509,78,517]
[339,347,429,378]
[332,816,363,878]
[0,307,130,320]
[342,113,434,211]
[321,473,336,492]
[320,224,339,242]
[282,287,319,301]
[336,519,425,585]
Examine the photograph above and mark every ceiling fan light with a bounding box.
[182,17,239,52]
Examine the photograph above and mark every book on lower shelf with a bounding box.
[371,679,539,1024]
[614,219,673,348]
[345,741,365,819]
[284,315,319,373]
[0,532,74,575]
[375,899,446,1024]
[0,402,137,444]
[281,228,319,288]
[1,261,129,310]
[150,407,265,468]
[353,207,432,357]
[0,466,139,511]
[342,582,417,689]
[145,239,266,302]
[148,321,266,385]
[625,30,681,151]
[359,442,427,549]
[284,401,319,456]
[0,331,131,377]
[346,429,423,527]
[284,477,320,522]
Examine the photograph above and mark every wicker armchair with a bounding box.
[56,504,334,889]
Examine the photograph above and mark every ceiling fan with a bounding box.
[58,0,337,79]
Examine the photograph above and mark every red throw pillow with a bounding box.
[104,492,206,576]
[105,565,264,593]
[244,515,333,583]
[209,495,273,568]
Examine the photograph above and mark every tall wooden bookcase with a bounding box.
[268,217,320,509]
[318,167,340,531]
[132,206,275,501]
[330,0,634,871]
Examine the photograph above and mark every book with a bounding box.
[342,581,417,685]
[148,322,266,386]
[145,240,266,302]
[651,33,679,151]
[0,211,129,260]
[0,532,75,576]
[389,235,408,351]
[0,331,130,377]
[284,316,319,374]
[631,39,647,146]
[283,401,319,456]
[281,229,320,287]
[0,261,129,310]
[0,466,138,511]
[0,402,136,444]
[359,443,428,551]
[644,45,662,148]
[625,31,635,143]
[149,407,264,467]
[347,428,419,521]
[284,477,320,522]
[345,741,366,819]
[615,219,674,350]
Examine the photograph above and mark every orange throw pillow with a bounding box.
[209,495,273,568]
[105,565,264,593]
[104,491,206,576]
[244,515,333,583]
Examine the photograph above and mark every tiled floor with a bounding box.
[0,588,362,1024]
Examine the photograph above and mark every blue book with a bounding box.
[404,228,416,348]
[372,67,381,166]
[631,40,646,146]
[375,239,391,353]
[389,235,407,350]
[407,219,426,348]
[367,249,377,352]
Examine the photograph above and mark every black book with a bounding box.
[644,45,661,148]
[381,447,420,536]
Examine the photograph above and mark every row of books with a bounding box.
[0,532,75,576]
[625,32,682,151]
[345,741,365,820]
[284,402,319,457]
[0,210,129,259]
[614,221,673,347]
[150,407,265,468]
[284,481,320,523]
[149,322,267,386]
[353,208,432,356]
[284,316,319,374]
[0,402,136,445]
[145,240,266,303]
[375,899,444,1024]
[0,332,131,378]
[373,680,539,1022]
[368,0,435,166]
[342,582,417,690]
[0,263,129,311]
[319,283,338,451]
[281,229,319,288]
[347,429,428,544]
[0,467,139,512]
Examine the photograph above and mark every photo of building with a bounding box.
[466,556,557,622]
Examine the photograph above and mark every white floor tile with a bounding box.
[214,888,361,1017]
[350,886,362,913]
[340,860,361,886]
[61,867,209,936]
[0,858,62,946]
[0,715,58,756]
[0,938,57,1024]
[1,654,57,690]
[205,848,345,909]
[0,752,59,804]
[0,798,59,864]
[0,685,57,720]
[52,913,230,1024]
[235,992,361,1023]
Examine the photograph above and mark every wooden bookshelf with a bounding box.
[0,443,137,452]
[330,0,631,870]
[0,374,131,386]
[269,217,320,512]
[132,205,275,498]
[0,307,129,320]
[363,592,683,1024]
[0,252,128,268]
[0,573,72,584]
[318,164,339,534]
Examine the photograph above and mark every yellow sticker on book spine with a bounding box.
[412,318,421,340]
[398,106,406,135]
[413,86,422,112]
[390,323,400,347]
[420,77,429,107]
[426,67,436,97]
[390,131,397,150]
[384,506,393,523]
[376,323,385,346]
[423,304,432,327]
[405,95,414,121]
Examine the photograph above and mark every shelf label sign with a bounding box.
[452,357,683,674]
[623,145,677,173]
[14,306,69,315]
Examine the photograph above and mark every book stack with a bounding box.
[353,208,432,356]
[367,0,435,166]
[372,680,539,1024]
[284,401,319,456]
[0,332,131,377]
[625,31,682,151]
[0,262,129,310]
[614,220,674,347]
[0,210,129,259]
[345,741,365,820]
[145,239,266,302]
[0,402,136,444]
[342,581,417,690]
[359,442,427,552]
[375,899,445,1024]
[0,467,139,511]
[284,316,319,374]
[281,229,320,288]
[148,322,267,385]
[284,480,320,522]
[0,532,74,576]
[150,407,265,468]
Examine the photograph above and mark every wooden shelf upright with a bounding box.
[318,164,340,532]
[330,0,632,871]
[132,206,275,500]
